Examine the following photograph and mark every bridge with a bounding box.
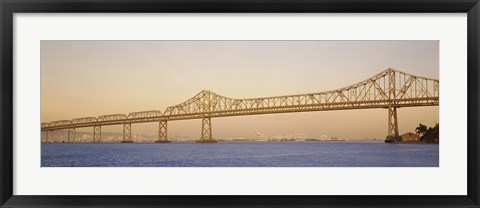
[41,68,439,143]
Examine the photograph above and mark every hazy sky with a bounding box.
[41,41,439,139]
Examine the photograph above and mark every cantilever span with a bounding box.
[41,68,439,143]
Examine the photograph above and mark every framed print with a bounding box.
[1,0,479,207]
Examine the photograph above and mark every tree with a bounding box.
[415,123,439,143]
[422,123,439,143]
[415,123,428,136]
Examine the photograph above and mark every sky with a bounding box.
[41,41,439,140]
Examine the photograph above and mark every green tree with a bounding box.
[422,123,439,143]
[415,123,428,136]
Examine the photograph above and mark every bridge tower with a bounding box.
[121,123,134,143]
[155,120,171,143]
[93,126,101,143]
[385,68,400,143]
[196,117,217,143]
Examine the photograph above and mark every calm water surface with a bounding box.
[41,141,439,167]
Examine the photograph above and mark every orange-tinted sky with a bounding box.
[41,41,439,139]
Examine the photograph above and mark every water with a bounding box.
[41,141,439,167]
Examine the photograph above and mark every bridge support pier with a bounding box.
[155,120,170,143]
[68,128,75,143]
[196,117,217,143]
[94,126,101,143]
[49,131,56,143]
[385,69,400,143]
[121,123,134,143]
[385,106,400,143]
[45,131,50,143]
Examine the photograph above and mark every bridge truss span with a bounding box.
[41,68,439,143]
[163,68,438,117]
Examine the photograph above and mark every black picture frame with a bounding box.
[1,0,479,207]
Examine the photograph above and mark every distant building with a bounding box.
[401,132,420,142]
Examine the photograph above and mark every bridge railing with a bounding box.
[72,117,97,124]
[97,114,128,122]
[128,110,163,119]
[48,120,72,127]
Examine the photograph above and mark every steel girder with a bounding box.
[41,68,439,131]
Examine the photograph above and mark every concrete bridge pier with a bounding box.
[121,123,134,143]
[196,117,217,143]
[155,120,170,143]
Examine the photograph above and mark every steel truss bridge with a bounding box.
[41,68,439,143]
